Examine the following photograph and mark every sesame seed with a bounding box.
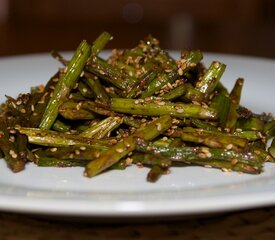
[214,62,220,69]
[224,128,230,133]
[222,168,230,172]
[80,146,86,151]
[178,68,183,76]
[11,102,17,109]
[76,102,83,110]
[20,108,26,114]
[231,158,238,165]
[116,148,124,153]
[226,144,233,150]
[201,147,210,153]
[95,152,101,158]
[162,136,168,141]
[198,152,206,158]
[125,157,133,165]
[124,141,131,148]
[16,100,22,105]
[157,101,165,106]
[9,150,17,159]
[176,108,184,113]
[257,132,263,138]
[9,129,17,134]
[156,123,162,131]
[109,139,118,145]
[136,162,144,168]
[75,150,80,155]
[146,146,152,151]
[50,148,57,152]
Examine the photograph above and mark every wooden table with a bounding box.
[1,207,275,239]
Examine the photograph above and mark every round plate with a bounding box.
[0,52,274,217]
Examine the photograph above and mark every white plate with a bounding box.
[0,52,274,218]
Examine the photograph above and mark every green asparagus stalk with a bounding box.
[161,83,191,101]
[236,117,264,131]
[173,127,248,151]
[52,119,71,132]
[0,120,25,172]
[131,152,172,167]
[86,56,137,91]
[84,115,172,177]
[146,165,166,182]
[110,98,218,119]
[17,127,111,149]
[84,73,110,102]
[39,40,91,129]
[195,61,226,98]
[91,31,113,55]
[59,101,97,120]
[135,140,263,173]
[263,120,275,138]
[225,78,244,132]
[36,157,87,167]
[141,50,203,98]
[210,91,231,128]
[34,146,106,161]
[80,116,123,139]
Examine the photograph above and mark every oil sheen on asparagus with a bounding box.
[0,32,274,182]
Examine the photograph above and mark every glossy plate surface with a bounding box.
[0,52,274,217]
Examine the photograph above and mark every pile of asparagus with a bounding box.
[0,32,274,182]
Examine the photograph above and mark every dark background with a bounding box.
[0,0,275,58]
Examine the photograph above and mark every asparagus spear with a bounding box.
[110,98,218,119]
[135,139,263,173]
[225,78,244,132]
[17,127,111,149]
[237,117,264,131]
[39,40,91,129]
[147,165,166,182]
[0,119,25,172]
[170,127,248,151]
[86,56,137,91]
[80,116,123,139]
[84,73,110,102]
[84,115,172,177]
[210,91,231,128]
[52,119,71,132]
[91,31,113,55]
[141,50,203,98]
[36,157,87,167]
[195,61,226,98]
[161,83,191,101]
[263,120,275,138]
[59,101,97,120]
[34,146,106,161]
